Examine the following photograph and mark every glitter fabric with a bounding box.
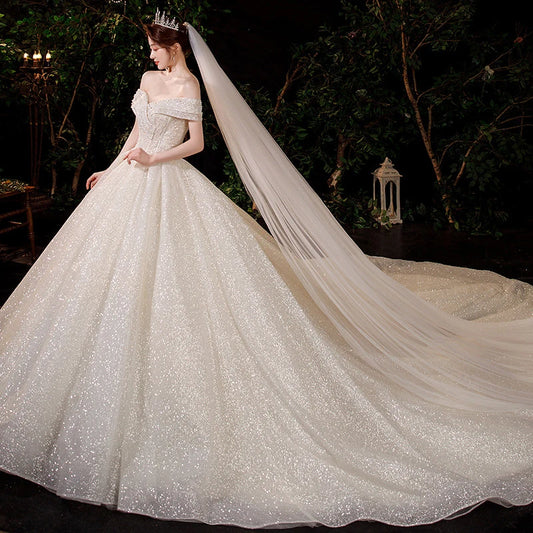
[188,24,532,413]
[0,89,532,529]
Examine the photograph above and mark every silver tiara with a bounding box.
[153,8,181,31]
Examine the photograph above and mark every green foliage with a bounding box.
[1,1,531,235]
[49,183,82,213]
[0,0,213,195]
[218,166,257,216]
[269,8,414,189]
[403,200,448,230]
[267,0,532,234]
[363,0,533,232]
[326,192,389,232]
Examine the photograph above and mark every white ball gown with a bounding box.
[1,85,533,527]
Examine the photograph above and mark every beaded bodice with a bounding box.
[131,89,202,153]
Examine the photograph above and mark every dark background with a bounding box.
[3,0,532,224]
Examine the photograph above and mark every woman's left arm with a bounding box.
[123,120,204,166]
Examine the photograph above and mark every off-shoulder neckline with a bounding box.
[134,88,201,105]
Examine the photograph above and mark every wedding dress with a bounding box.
[1,25,532,529]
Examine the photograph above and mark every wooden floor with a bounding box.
[1,209,532,532]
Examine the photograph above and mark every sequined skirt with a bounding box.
[1,159,532,527]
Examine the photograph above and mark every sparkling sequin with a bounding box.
[0,90,532,528]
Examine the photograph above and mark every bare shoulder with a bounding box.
[140,71,162,91]
[139,70,201,99]
[180,74,201,99]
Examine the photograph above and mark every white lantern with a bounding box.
[372,157,403,224]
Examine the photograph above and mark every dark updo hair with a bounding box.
[145,23,191,55]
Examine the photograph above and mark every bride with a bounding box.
[1,10,532,529]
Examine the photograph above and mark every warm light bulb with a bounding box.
[36,51,42,60]
[45,51,51,60]
[23,53,29,59]
[32,52,39,60]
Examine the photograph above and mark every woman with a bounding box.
[86,19,204,189]
[1,12,532,529]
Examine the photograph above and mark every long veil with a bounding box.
[187,24,533,412]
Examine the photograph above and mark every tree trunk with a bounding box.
[398,23,454,222]
[328,133,350,196]
[50,165,57,197]
[71,89,98,194]
[71,160,86,194]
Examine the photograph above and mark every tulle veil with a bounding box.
[183,24,532,413]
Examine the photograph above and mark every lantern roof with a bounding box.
[373,157,402,179]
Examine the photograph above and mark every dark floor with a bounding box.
[0,209,532,532]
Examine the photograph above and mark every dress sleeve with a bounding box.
[131,88,145,116]
[157,98,203,122]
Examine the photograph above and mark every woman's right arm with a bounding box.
[86,119,140,190]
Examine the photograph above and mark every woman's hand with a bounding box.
[86,170,105,190]
[123,147,155,167]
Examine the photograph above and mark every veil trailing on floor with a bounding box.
[186,24,532,413]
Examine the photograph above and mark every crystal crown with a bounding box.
[153,8,181,31]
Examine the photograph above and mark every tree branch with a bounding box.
[273,59,305,116]
[452,99,532,186]
[409,23,435,59]
[372,0,385,23]
[439,139,463,166]
[463,47,515,86]
[57,32,95,140]
[427,104,433,146]
[492,124,533,134]
[399,19,443,185]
